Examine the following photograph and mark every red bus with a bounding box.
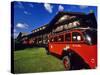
[48,28,97,70]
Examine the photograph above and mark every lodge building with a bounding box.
[16,11,97,47]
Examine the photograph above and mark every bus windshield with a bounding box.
[84,29,97,45]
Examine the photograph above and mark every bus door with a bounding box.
[70,31,85,53]
[63,33,71,51]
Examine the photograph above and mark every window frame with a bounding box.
[57,35,64,42]
[65,32,71,43]
[71,31,84,43]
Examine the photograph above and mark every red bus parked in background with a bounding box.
[48,27,97,70]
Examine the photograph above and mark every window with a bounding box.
[59,15,70,21]
[65,33,71,41]
[73,21,80,27]
[55,26,64,32]
[37,29,39,31]
[50,37,54,42]
[54,36,58,42]
[42,26,46,29]
[33,31,34,32]
[72,32,83,42]
[35,30,37,32]
[58,35,64,42]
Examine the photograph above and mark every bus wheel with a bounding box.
[63,56,71,70]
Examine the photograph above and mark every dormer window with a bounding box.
[35,30,37,32]
[42,26,46,29]
[37,29,39,31]
[55,15,70,24]
[40,28,42,30]
[59,15,70,21]
[73,21,80,26]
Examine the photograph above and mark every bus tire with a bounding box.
[62,50,90,70]
[63,56,71,70]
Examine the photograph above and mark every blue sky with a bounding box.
[13,1,97,38]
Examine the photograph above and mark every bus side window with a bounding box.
[50,37,54,42]
[54,36,58,42]
[58,35,64,42]
[72,32,83,42]
[65,33,71,41]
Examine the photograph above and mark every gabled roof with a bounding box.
[46,11,96,31]
[17,32,29,39]
[22,11,96,38]
[48,11,87,25]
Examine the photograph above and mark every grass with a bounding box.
[14,47,65,73]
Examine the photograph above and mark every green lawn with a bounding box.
[14,47,65,73]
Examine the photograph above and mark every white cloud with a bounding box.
[17,2,24,9]
[24,11,31,15]
[44,3,53,13]
[79,5,88,9]
[58,5,64,11]
[24,11,28,14]
[16,23,29,29]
